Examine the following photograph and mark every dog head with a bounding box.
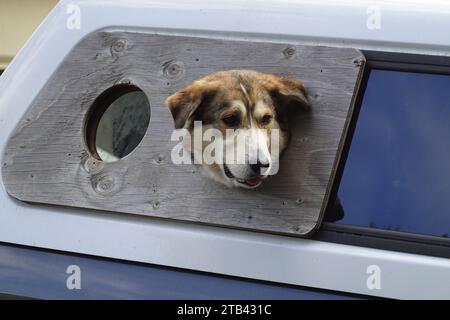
[167,70,309,188]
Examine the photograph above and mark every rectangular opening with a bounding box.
[318,51,450,258]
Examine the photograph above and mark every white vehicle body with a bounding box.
[1,0,450,299]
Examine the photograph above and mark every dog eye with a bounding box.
[260,114,273,125]
[222,115,240,127]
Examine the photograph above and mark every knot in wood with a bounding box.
[283,46,296,58]
[162,60,185,80]
[111,39,127,53]
[92,175,119,196]
[83,157,104,174]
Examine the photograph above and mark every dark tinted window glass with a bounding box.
[332,69,450,238]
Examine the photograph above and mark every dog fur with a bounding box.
[167,70,309,188]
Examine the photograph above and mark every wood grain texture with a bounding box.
[1,32,365,236]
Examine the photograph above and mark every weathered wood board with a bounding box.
[1,32,365,236]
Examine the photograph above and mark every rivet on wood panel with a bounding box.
[156,154,165,164]
[353,58,364,67]
[152,200,161,210]
[2,152,13,167]
[162,60,185,80]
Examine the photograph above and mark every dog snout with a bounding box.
[250,160,270,175]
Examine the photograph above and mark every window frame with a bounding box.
[315,50,450,259]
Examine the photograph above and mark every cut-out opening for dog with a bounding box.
[84,84,150,162]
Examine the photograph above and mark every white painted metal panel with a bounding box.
[1,0,450,299]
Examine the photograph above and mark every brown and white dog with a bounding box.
[167,70,309,188]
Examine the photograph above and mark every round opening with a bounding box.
[85,84,150,162]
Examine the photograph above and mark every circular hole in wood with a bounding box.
[84,84,150,162]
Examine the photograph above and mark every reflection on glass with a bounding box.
[96,91,150,162]
[331,69,450,238]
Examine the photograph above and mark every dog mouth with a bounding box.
[223,164,263,187]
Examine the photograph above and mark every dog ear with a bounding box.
[263,75,310,129]
[166,81,218,129]
[266,75,310,110]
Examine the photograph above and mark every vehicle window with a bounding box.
[4,58,449,240]
[329,69,450,238]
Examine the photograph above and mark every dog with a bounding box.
[167,70,309,188]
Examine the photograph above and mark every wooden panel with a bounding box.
[1,31,365,236]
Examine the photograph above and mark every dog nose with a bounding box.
[250,161,270,174]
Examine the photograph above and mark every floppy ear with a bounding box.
[263,75,310,129]
[166,81,217,129]
[266,75,310,110]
